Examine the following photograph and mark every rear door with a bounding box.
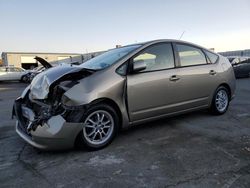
[127,43,181,121]
[172,43,219,110]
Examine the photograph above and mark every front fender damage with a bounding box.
[30,65,94,100]
[14,66,95,135]
[14,95,87,150]
[14,65,130,150]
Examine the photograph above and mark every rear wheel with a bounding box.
[76,103,119,150]
[210,86,230,115]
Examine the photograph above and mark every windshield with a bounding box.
[80,45,141,70]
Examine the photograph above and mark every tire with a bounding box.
[210,86,230,115]
[20,75,28,83]
[20,76,25,82]
[76,103,119,150]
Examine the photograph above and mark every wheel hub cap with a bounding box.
[215,90,228,112]
[83,110,114,145]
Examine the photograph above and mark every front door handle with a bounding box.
[209,70,216,75]
[169,75,180,81]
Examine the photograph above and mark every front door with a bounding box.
[127,43,180,121]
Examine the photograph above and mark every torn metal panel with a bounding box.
[30,66,93,99]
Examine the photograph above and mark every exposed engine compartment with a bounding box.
[14,67,95,133]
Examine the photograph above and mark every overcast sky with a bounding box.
[0,0,249,54]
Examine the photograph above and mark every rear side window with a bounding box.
[176,44,207,67]
[204,50,218,63]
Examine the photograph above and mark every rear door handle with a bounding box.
[169,75,180,81]
[209,70,216,75]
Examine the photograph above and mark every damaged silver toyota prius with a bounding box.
[13,39,236,150]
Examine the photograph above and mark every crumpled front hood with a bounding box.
[30,65,83,99]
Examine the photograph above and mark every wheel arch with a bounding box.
[74,97,122,149]
[218,83,231,100]
[90,98,123,129]
[20,74,25,81]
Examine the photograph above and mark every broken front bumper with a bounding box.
[14,99,84,150]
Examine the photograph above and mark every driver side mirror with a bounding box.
[132,60,147,73]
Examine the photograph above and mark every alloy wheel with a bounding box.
[215,89,229,112]
[83,110,114,145]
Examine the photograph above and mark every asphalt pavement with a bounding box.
[0,79,250,188]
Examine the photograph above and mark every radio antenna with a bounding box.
[179,31,185,40]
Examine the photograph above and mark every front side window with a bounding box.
[80,45,141,70]
[132,43,175,72]
[177,44,207,67]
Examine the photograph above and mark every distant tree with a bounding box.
[0,59,2,66]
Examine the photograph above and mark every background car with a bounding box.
[0,66,30,82]
[228,56,250,78]
[23,56,53,82]
[27,66,46,82]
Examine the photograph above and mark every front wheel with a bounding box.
[76,103,119,150]
[210,86,230,115]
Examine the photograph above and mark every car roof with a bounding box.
[122,39,214,53]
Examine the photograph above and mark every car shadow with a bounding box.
[120,109,209,135]
[30,109,210,155]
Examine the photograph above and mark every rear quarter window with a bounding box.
[204,50,219,64]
